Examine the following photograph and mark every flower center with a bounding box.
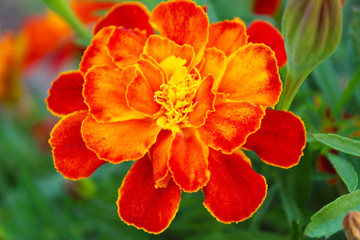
[154,56,201,132]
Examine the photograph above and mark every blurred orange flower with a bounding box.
[47,0,306,234]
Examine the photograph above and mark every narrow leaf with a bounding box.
[312,133,360,156]
[327,153,358,192]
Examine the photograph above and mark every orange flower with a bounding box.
[46,1,306,234]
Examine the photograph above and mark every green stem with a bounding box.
[276,73,306,111]
[42,0,92,45]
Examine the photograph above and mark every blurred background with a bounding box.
[0,0,360,239]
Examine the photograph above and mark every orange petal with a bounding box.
[143,35,195,68]
[80,26,117,75]
[218,43,282,108]
[117,155,181,234]
[70,1,116,24]
[198,102,265,154]
[126,70,161,116]
[81,115,161,163]
[203,149,267,223]
[150,0,208,65]
[169,128,210,192]
[93,2,154,36]
[243,109,306,168]
[83,65,144,123]
[136,58,164,92]
[149,130,174,188]
[46,71,87,116]
[107,28,147,69]
[188,75,216,127]
[247,20,287,68]
[49,111,106,180]
[199,47,226,90]
[207,20,247,57]
[253,0,281,15]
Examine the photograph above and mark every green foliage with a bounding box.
[312,133,360,157]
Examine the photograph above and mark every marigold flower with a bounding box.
[46,1,306,234]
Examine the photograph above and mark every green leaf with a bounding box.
[279,182,303,225]
[311,133,360,156]
[289,220,302,240]
[327,153,358,192]
[304,189,360,238]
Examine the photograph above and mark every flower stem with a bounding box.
[42,0,92,45]
[276,74,306,111]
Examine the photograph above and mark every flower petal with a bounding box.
[80,26,117,75]
[143,35,195,68]
[117,154,181,234]
[136,57,164,92]
[253,0,281,15]
[187,75,216,127]
[169,128,210,192]
[93,2,154,36]
[247,20,287,68]
[203,149,267,223]
[218,43,282,108]
[81,115,161,163]
[126,70,161,116]
[70,1,116,24]
[149,130,174,188]
[46,71,87,116]
[49,111,106,180]
[199,47,226,90]
[107,28,147,69]
[207,20,247,56]
[150,0,208,65]
[243,109,306,168]
[198,102,265,154]
[83,65,144,123]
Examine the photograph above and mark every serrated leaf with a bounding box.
[312,133,360,156]
[304,190,360,238]
[327,153,358,192]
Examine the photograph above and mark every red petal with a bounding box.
[149,130,174,188]
[70,1,116,24]
[83,65,144,122]
[247,20,287,68]
[80,26,117,75]
[169,128,210,192]
[253,0,281,15]
[49,111,106,180]
[218,43,282,108]
[203,149,267,223]
[198,102,265,154]
[117,155,181,234]
[187,75,216,127]
[243,109,306,168]
[107,28,147,69]
[150,1,208,65]
[46,71,87,116]
[207,20,247,56]
[81,115,161,163]
[93,2,154,36]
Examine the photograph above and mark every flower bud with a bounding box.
[343,211,360,240]
[282,0,343,79]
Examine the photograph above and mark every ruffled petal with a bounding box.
[136,58,164,92]
[117,154,181,234]
[218,43,282,108]
[80,26,117,75]
[243,109,306,168]
[107,28,147,69]
[199,47,226,90]
[149,130,174,188]
[81,115,161,163]
[150,0,208,66]
[253,0,281,16]
[83,65,144,122]
[49,111,106,180]
[203,149,267,223]
[126,70,161,116]
[46,71,87,116]
[198,102,265,154]
[143,35,195,68]
[247,20,287,68]
[187,75,216,127]
[169,128,210,192]
[207,20,247,56]
[93,2,154,36]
